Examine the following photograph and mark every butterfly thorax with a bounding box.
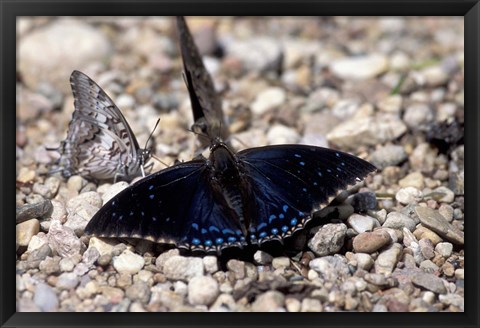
[210,141,240,183]
[209,141,251,235]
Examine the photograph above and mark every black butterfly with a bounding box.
[48,70,153,182]
[85,138,376,253]
[176,16,229,145]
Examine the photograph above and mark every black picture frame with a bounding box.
[2,1,478,328]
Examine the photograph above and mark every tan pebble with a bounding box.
[17,168,36,183]
[413,226,443,245]
[16,219,40,247]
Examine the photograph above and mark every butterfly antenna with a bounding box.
[231,136,250,149]
[183,126,210,141]
[150,154,170,168]
[144,118,161,150]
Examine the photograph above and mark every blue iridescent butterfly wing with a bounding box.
[237,145,377,244]
[84,159,247,253]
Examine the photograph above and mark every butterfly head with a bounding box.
[138,148,152,165]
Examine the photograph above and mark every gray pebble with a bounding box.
[59,257,75,272]
[227,37,282,73]
[411,271,447,294]
[376,94,403,113]
[370,145,407,169]
[251,290,285,312]
[435,242,453,258]
[438,204,454,222]
[351,253,374,271]
[272,257,290,269]
[395,187,423,205]
[253,250,273,265]
[251,88,287,116]
[34,283,59,312]
[309,256,351,281]
[432,186,455,203]
[56,272,80,289]
[418,238,435,260]
[27,243,53,268]
[419,260,439,273]
[439,293,464,310]
[226,259,245,280]
[47,220,84,258]
[202,256,219,274]
[308,223,347,256]
[374,243,403,275]
[399,172,425,190]
[112,250,145,275]
[301,298,323,312]
[454,269,464,280]
[364,273,388,286]
[187,276,219,306]
[330,54,388,80]
[16,199,53,224]
[403,103,433,129]
[39,257,61,274]
[73,262,90,276]
[266,124,300,145]
[402,227,418,247]
[82,246,100,267]
[326,115,407,150]
[173,281,188,296]
[347,214,377,234]
[102,182,129,204]
[67,191,102,211]
[383,212,416,231]
[126,281,151,304]
[163,256,204,281]
[67,176,87,193]
[155,248,180,271]
[415,206,464,245]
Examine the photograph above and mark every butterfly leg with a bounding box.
[142,161,154,176]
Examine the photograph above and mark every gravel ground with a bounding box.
[16,16,464,312]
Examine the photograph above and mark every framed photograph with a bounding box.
[3,1,478,328]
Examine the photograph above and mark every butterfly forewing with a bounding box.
[71,71,141,158]
[85,159,248,253]
[177,16,228,141]
[238,145,377,242]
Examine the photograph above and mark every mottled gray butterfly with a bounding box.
[177,16,229,146]
[48,70,154,182]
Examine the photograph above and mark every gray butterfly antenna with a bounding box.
[139,118,161,177]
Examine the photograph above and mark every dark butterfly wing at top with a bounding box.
[237,145,376,243]
[85,158,249,253]
[50,70,149,182]
[176,16,228,142]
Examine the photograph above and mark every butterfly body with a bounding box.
[49,70,152,182]
[85,139,376,254]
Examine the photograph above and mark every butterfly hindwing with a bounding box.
[238,145,377,242]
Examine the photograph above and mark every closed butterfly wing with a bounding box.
[177,16,228,142]
[51,70,150,181]
[84,159,248,253]
[237,145,377,243]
